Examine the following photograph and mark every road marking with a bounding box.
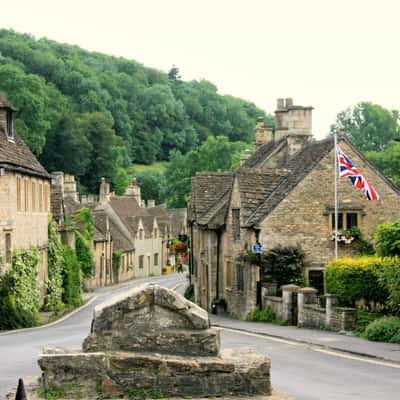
[220,327,301,346]
[313,348,400,369]
[220,327,400,369]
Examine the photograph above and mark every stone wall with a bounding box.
[263,296,283,320]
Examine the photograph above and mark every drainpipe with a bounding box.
[216,228,221,300]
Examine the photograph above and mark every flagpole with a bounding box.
[334,129,338,259]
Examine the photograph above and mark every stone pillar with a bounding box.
[297,287,318,328]
[325,294,337,329]
[99,177,110,204]
[281,284,299,323]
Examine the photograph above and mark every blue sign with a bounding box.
[252,242,264,254]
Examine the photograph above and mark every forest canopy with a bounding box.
[0,29,269,193]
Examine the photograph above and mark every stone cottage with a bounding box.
[51,174,183,288]
[0,96,51,301]
[189,98,400,318]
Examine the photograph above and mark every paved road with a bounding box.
[0,273,185,398]
[1,274,399,399]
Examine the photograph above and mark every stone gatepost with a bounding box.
[297,287,318,328]
[281,284,299,324]
[325,294,338,329]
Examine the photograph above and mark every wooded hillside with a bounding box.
[0,29,270,193]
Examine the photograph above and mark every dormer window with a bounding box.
[6,110,14,141]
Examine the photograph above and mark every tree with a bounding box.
[165,136,250,207]
[365,141,400,186]
[331,102,399,152]
[135,170,167,204]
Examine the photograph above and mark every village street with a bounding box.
[1,273,399,400]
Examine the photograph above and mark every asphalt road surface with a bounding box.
[1,274,399,399]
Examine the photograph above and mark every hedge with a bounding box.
[325,257,389,306]
[365,316,400,343]
[377,257,400,315]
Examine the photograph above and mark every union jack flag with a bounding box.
[336,145,381,201]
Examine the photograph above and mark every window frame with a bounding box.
[236,262,244,292]
[4,231,12,264]
[6,110,14,141]
[330,211,360,232]
[139,255,144,269]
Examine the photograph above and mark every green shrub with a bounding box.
[353,310,382,336]
[0,272,38,329]
[365,316,400,343]
[247,306,276,322]
[61,247,82,307]
[325,257,388,306]
[377,257,400,315]
[261,245,305,289]
[374,221,400,257]
[0,247,40,329]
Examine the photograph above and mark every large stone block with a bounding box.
[83,284,219,356]
[38,348,271,399]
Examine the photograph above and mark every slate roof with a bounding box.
[241,138,286,169]
[191,136,337,229]
[190,173,234,222]
[0,97,50,178]
[0,123,51,179]
[167,208,187,236]
[245,136,334,226]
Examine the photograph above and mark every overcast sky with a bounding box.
[1,0,399,139]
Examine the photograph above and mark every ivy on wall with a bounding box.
[112,250,122,283]
[61,247,82,307]
[44,219,64,312]
[74,208,95,277]
[0,247,40,329]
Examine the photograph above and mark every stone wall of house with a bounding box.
[0,171,49,302]
[219,177,258,318]
[259,141,400,271]
[84,240,113,291]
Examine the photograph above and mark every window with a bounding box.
[6,110,13,140]
[154,228,158,239]
[346,213,358,229]
[232,208,241,241]
[44,184,49,212]
[139,255,144,269]
[31,181,36,212]
[139,229,144,240]
[236,263,244,291]
[331,212,358,231]
[24,179,29,211]
[154,253,159,266]
[5,232,12,264]
[225,260,233,288]
[16,177,21,211]
[38,183,43,211]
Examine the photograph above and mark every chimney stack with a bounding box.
[64,174,79,202]
[240,149,253,166]
[254,117,273,149]
[124,178,142,205]
[274,98,313,142]
[99,177,110,204]
[147,199,155,208]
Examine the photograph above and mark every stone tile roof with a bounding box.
[237,168,289,221]
[167,208,187,236]
[241,138,286,169]
[245,136,334,226]
[94,206,135,252]
[190,173,234,222]
[109,196,141,218]
[0,125,50,179]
